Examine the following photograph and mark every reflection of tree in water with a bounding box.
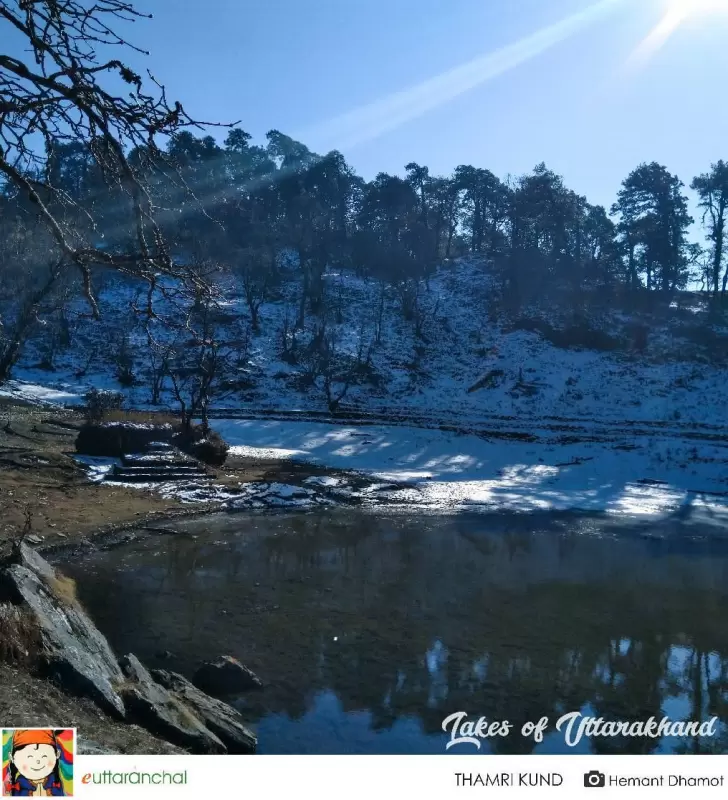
[262,524,728,754]
[588,635,668,754]
[65,512,728,753]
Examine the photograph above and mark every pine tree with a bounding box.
[691,161,728,299]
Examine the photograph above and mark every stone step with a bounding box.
[113,464,208,476]
[107,441,211,483]
[116,466,204,476]
[121,457,199,468]
[106,470,212,483]
[148,441,174,450]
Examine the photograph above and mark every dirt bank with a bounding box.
[0,398,314,752]
[0,664,184,754]
[0,398,333,552]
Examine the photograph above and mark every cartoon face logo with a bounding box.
[13,741,57,783]
[2,729,74,797]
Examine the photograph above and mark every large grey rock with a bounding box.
[192,655,263,697]
[12,541,58,584]
[153,669,257,754]
[119,654,226,754]
[0,543,125,718]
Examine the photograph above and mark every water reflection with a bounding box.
[61,511,728,754]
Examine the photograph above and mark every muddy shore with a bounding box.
[0,399,328,752]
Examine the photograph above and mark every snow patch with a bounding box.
[216,418,728,518]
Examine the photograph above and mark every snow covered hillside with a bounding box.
[3,260,727,429]
[2,259,726,519]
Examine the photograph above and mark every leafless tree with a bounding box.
[166,296,242,431]
[305,319,374,412]
[234,245,276,333]
[144,331,174,405]
[0,198,67,379]
[413,290,440,341]
[373,280,386,345]
[0,0,230,320]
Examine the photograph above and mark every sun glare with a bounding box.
[667,0,728,19]
[624,0,728,70]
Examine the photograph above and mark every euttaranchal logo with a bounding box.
[1,728,75,797]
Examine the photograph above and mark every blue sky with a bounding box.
[127,0,726,210]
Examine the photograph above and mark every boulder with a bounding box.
[76,422,174,458]
[0,543,125,718]
[119,654,226,754]
[10,542,57,584]
[153,669,257,754]
[192,655,262,696]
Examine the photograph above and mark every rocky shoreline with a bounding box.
[0,402,420,756]
[0,540,260,754]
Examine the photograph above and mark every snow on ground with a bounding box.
[304,475,344,488]
[70,416,728,521]
[74,455,118,482]
[218,418,728,521]
[7,261,728,429]
[0,380,84,406]
[6,260,728,521]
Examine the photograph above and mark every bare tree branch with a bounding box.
[0,0,236,315]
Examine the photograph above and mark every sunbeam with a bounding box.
[298,0,628,152]
[625,0,728,69]
[624,6,686,69]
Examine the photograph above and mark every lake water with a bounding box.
[61,510,728,754]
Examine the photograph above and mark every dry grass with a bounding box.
[0,602,41,667]
[48,572,80,609]
[0,399,310,549]
[112,677,141,694]
[0,404,188,546]
[172,697,205,729]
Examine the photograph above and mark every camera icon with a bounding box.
[584,771,606,788]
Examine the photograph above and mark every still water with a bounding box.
[61,510,728,754]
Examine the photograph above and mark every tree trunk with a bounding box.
[433,218,443,260]
[309,265,324,313]
[626,237,637,291]
[296,266,308,329]
[445,223,455,259]
[375,284,385,345]
[712,197,726,298]
[0,269,59,383]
